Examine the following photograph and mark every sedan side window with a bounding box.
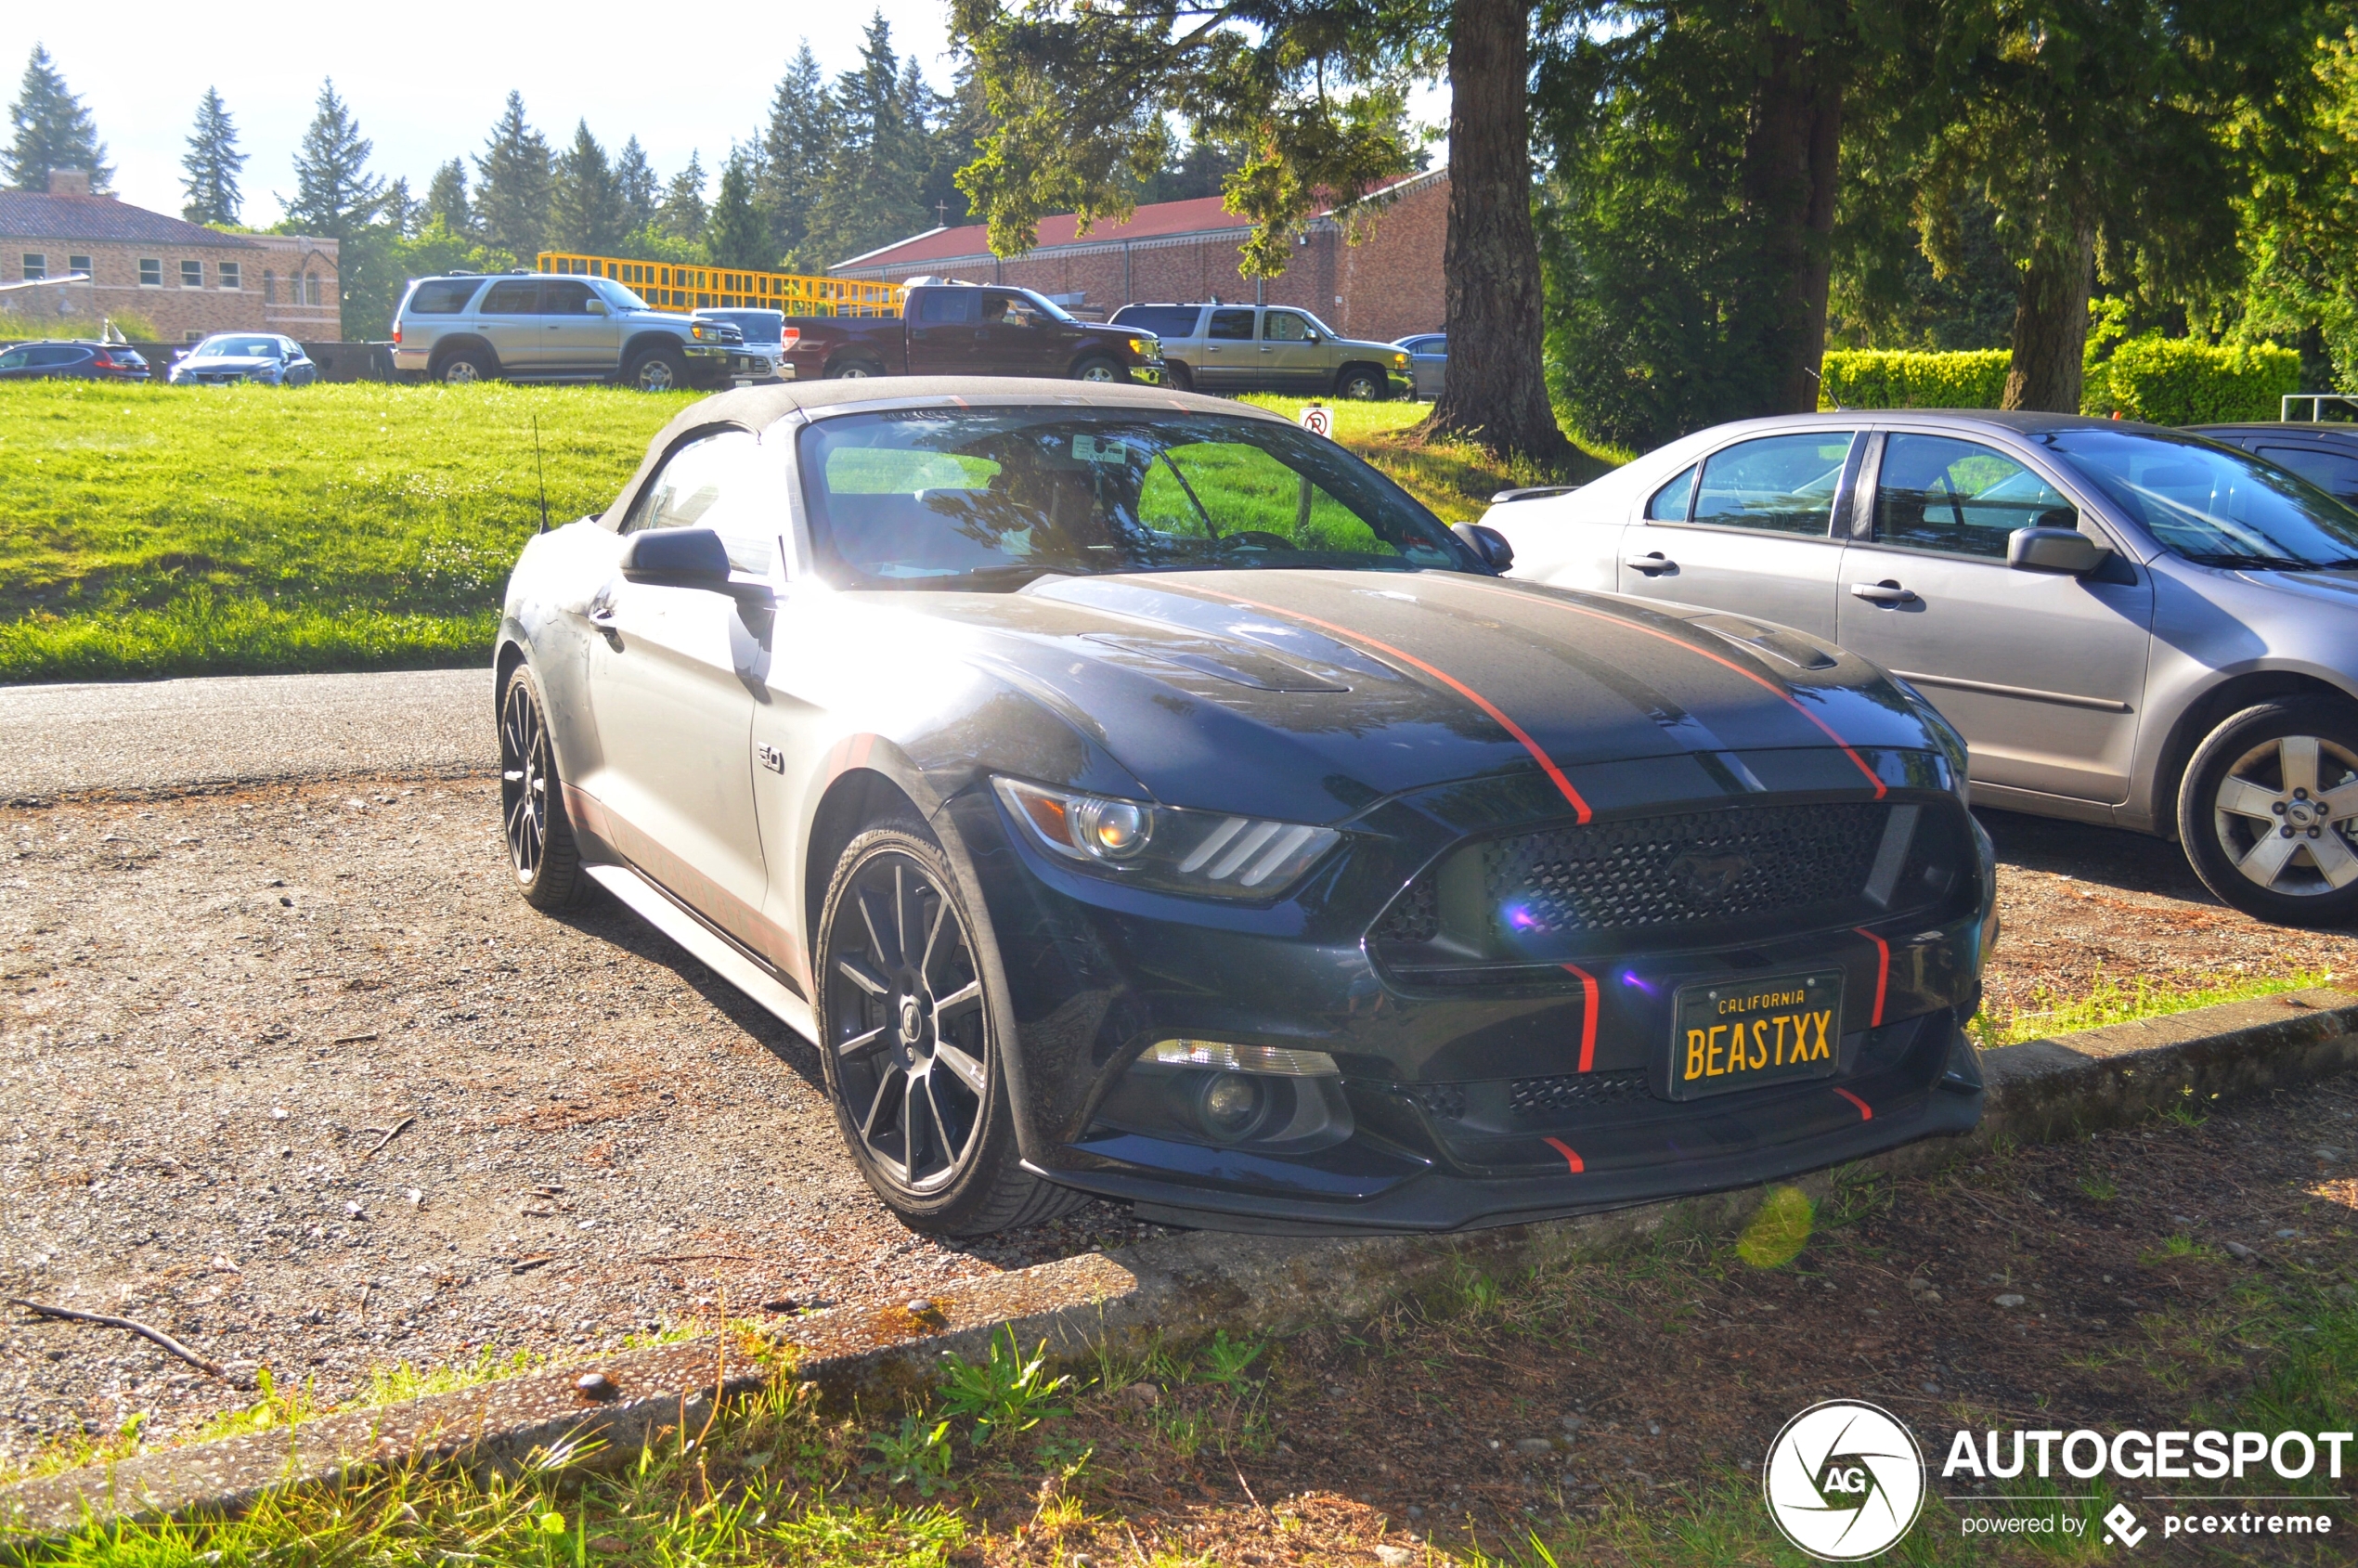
[1207,309,1255,341]
[1692,433,1856,537]
[2256,445,2358,505]
[1263,311,1313,343]
[622,430,777,575]
[0,347,26,369]
[1646,464,1696,521]
[1875,434,2071,558]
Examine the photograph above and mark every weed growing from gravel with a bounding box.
[939,1328,1071,1448]
[1967,968,2335,1048]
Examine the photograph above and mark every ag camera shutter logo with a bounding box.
[1762,1399,1927,1560]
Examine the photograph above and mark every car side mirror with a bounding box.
[621,527,732,590]
[1453,522,1515,572]
[584,299,609,317]
[1305,330,1321,343]
[2008,522,2110,576]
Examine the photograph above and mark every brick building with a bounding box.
[0,170,339,342]
[832,167,1447,344]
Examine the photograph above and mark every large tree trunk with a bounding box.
[2002,214,2096,412]
[1421,0,1574,470]
[1740,30,1845,415]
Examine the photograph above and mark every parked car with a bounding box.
[0,339,149,382]
[1394,332,1446,399]
[167,333,316,386]
[1110,302,1409,398]
[391,272,755,391]
[1482,409,2358,927]
[493,375,1991,1237]
[692,308,795,382]
[778,280,1161,385]
[2185,421,2358,507]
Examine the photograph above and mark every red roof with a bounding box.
[0,190,258,247]
[835,170,1441,273]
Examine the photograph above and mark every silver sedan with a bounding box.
[1483,410,2358,927]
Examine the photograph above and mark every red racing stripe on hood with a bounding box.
[1185,586,1593,823]
[1453,579,1886,799]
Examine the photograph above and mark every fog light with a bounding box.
[1196,1072,1269,1141]
[1145,1039,1339,1077]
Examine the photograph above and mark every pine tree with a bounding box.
[706,148,769,266]
[615,136,659,236]
[473,90,553,260]
[179,86,244,225]
[285,78,383,239]
[380,175,418,238]
[425,158,473,236]
[804,13,934,268]
[4,45,111,192]
[550,121,623,254]
[758,43,836,270]
[660,151,708,241]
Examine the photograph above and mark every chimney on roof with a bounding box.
[47,169,92,197]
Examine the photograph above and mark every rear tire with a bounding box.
[1161,362,1194,394]
[1072,355,1126,384]
[625,345,687,393]
[2177,696,2358,927]
[499,662,585,911]
[814,818,1086,1236]
[436,346,495,384]
[827,357,885,380]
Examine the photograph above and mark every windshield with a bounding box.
[594,278,651,312]
[705,310,783,343]
[2041,429,2358,571]
[1019,289,1077,324]
[797,408,1475,589]
[200,336,279,357]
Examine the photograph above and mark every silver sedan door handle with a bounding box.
[1850,579,1920,605]
[1623,551,1677,575]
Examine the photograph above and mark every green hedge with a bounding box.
[2092,338,2300,424]
[1819,350,2011,410]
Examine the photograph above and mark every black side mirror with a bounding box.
[1453,522,1515,571]
[621,526,732,590]
[2007,523,2110,576]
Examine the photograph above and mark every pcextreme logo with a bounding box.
[1762,1399,1928,1561]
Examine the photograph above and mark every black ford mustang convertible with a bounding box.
[496,379,1995,1236]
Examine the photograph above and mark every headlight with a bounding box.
[992,777,1340,898]
[1393,353,1409,368]
[1129,336,1160,359]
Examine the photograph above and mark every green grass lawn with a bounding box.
[0,382,692,684]
[1237,395,1628,522]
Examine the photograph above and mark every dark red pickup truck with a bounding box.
[779,280,1165,384]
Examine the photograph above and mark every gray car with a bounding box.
[1482,410,2358,927]
[1109,303,1409,398]
[167,333,315,386]
[1394,332,1445,400]
[392,272,753,391]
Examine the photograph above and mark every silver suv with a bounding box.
[1110,303,1409,398]
[392,272,753,391]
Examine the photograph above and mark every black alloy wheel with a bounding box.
[499,663,584,910]
[2179,696,2358,927]
[815,822,1082,1234]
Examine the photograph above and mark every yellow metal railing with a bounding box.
[536,253,901,317]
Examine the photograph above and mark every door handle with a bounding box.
[1623,552,1677,575]
[1850,580,1919,605]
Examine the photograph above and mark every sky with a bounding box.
[2,3,964,225]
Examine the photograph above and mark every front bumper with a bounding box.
[1129,364,1165,386]
[946,779,1989,1234]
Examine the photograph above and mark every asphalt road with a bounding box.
[0,668,495,797]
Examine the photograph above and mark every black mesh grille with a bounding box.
[1492,802,1887,937]
[1390,1082,1467,1121]
[1510,1070,1650,1119]
[1376,874,1439,944]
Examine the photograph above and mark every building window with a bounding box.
[180,260,202,288]
[140,258,162,286]
[219,262,240,290]
[68,254,90,277]
[262,269,275,302]
[185,329,205,343]
[19,253,44,280]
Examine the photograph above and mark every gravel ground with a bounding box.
[3,778,2352,1465]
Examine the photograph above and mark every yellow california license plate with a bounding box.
[1669,970,1845,1100]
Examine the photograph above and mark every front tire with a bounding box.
[2177,697,2358,927]
[1337,365,1389,400]
[625,345,687,393]
[499,663,585,911]
[814,820,1083,1236]
[1072,355,1126,384]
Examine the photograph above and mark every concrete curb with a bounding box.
[9,986,2357,1538]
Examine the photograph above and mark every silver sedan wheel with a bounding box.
[2210,732,2358,896]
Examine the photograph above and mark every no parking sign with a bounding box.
[1299,404,1333,439]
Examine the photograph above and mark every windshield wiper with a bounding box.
[2180,551,2320,571]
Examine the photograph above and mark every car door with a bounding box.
[582,428,780,934]
[1197,306,1257,391]
[906,287,980,374]
[1615,428,1859,640]
[975,290,1064,375]
[473,278,543,371]
[1834,429,2155,805]
[537,278,618,373]
[1406,336,1446,399]
[1258,309,1326,392]
[0,345,31,379]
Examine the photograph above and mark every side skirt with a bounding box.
[585,863,818,1043]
